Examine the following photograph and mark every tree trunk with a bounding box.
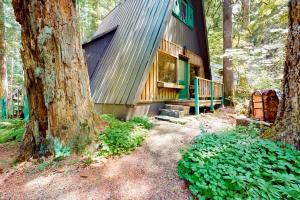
[273,0,300,150]
[223,0,234,103]
[12,0,101,160]
[241,0,250,29]
[0,0,7,99]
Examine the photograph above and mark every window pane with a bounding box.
[178,59,185,81]
[158,53,177,83]
[180,1,187,22]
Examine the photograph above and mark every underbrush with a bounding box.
[98,115,153,157]
[0,119,25,144]
[178,126,300,200]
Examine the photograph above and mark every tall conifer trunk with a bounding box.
[241,0,250,29]
[0,0,7,99]
[223,0,234,103]
[12,0,100,160]
[274,0,300,149]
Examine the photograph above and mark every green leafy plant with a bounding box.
[36,161,51,172]
[178,127,300,199]
[129,116,154,130]
[0,119,25,144]
[98,115,150,157]
[53,138,71,161]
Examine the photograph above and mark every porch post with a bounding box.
[222,84,225,107]
[1,98,6,119]
[194,78,199,115]
[210,81,214,111]
[24,95,29,122]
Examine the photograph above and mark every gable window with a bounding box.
[158,52,177,83]
[173,0,194,29]
[180,0,188,22]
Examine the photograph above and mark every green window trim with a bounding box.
[172,0,194,30]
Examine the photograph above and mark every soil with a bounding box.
[0,111,235,200]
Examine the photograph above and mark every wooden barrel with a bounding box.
[251,90,280,123]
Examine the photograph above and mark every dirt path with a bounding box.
[0,112,235,200]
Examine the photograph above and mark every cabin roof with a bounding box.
[86,0,210,105]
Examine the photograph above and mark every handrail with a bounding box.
[194,77,224,114]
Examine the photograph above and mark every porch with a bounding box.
[167,77,224,113]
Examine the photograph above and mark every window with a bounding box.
[173,0,194,29]
[158,52,177,83]
[180,0,188,22]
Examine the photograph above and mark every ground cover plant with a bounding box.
[0,119,24,144]
[98,115,153,157]
[178,126,300,200]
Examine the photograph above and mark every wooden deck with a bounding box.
[167,99,222,107]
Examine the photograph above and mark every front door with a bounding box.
[178,58,189,99]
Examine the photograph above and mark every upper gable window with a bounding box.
[173,0,194,29]
[180,0,188,22]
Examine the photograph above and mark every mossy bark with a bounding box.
[273,0,300,150]
[0,0,7,98]
[12,0,101,160]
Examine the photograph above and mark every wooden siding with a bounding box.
[163,0,211,80]
[163,14,201,55]
[139,39,204,103]
[159,39,203,67]
[140,53,179,103]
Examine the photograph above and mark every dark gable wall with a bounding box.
[163,0,210,79]
[83,29,116,80]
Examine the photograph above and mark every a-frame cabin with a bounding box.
[83,0,224,120]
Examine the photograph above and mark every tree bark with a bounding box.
[223,0,234,103]
[12,0,101,160]
[274,0,300,150]
[241,0,250,29]
[0,0,7,99]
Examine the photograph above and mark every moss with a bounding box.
[38,26,53,48]
[34,66,44,78]
[70,132,92,154]
[44,70,56,108]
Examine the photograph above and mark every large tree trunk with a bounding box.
[0,0,7,99]
[12,0,100,160]
[273,0,300,150]
[223,0,234,103]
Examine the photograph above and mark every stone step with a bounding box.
[165,104,190,115]
[155,116,188,125]
[159,109,185,118]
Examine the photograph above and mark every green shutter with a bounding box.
[187,2,194,29]
[173,0,180,17]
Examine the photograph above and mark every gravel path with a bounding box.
[0,113,234,200]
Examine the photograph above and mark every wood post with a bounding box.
[210,81,214,111]
[23,95,29,122]
[1,97,6,119]
[194,77,199,115]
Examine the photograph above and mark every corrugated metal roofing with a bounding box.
[89,0,174,105]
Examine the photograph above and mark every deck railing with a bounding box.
[194,77,224,115]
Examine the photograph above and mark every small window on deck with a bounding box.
[158,52,177,83]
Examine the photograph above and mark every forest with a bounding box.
[0,0,299,199]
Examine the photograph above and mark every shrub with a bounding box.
[178,127,300,200]
[129,116,154,130]
[98,115,150,157]
[0,119,25,144]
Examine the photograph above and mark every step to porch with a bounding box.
[159,104,190,118]
[159,109,185,118]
